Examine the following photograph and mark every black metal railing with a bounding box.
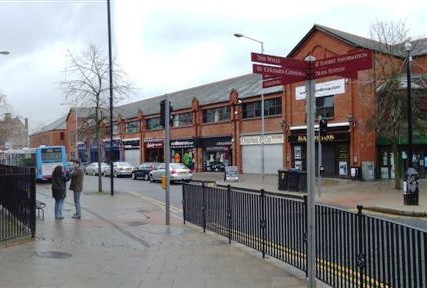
[182,181,427,288]
[0,164,36,242]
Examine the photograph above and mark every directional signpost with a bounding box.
[251,49,372,287]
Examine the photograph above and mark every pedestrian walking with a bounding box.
[51,165,67,220]
[69,159,84,219]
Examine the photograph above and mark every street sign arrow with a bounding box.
[262,75,306,88]
[314,50,372,70]
[251,52,308,69]
[253,63,307,78]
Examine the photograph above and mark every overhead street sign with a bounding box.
[263,75,306,88]
[251,52,308,69]
[314,50,372,70]
[252,49,372,86]
[253,64,307,78]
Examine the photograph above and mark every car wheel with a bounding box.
[144,174,149,181]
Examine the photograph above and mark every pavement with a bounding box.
[195,172,427,217]
[1,173,426,288]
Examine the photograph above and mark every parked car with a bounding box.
[104,161,134,177]
[132,162,160,181]
[84,162,110,176]
[149,163,193,183]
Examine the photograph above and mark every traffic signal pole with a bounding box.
[164,94,171,225]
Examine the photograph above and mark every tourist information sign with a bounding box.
[251,49,372,87]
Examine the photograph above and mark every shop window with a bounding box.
[146,117,162,130]
[316,95,334,118]
[126,120,139,133]
[242,97,282,119]
[203,106,230,123]
[173,112,192,127]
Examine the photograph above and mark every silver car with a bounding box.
[104,161,134,178]
[84,162,110,176]
[149,163,192,183]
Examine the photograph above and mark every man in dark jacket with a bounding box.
[69,160,84,219]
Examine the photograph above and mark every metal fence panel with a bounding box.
[0,164,36,242]
[182,182,427,288]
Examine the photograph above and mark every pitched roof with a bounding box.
[33,116,67,134]
[117,73,282,119]
[288,24,427,58]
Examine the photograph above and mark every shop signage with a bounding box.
[170,139,195,148]
[240,134,284,145]
[295,79,345,100]
[199,136,232,147]
[146,142,163,148]
[288,132,348,143]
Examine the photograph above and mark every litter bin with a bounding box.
[278,169,289,191]
[288,170,307,192]
[403,167,419,205]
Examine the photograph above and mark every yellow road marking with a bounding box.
[128,191,182,213]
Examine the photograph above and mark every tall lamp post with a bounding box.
[234,33,265,181]
[403,41,419,205]
[404,41,413,169]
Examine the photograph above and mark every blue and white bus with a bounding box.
[0,145,69,181]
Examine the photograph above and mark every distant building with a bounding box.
[0,113,29,150]
[29,116,67,148]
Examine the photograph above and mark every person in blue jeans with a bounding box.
[51,165,67,220]
[69,160,84,219]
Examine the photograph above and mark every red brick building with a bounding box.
[38,25,427,179]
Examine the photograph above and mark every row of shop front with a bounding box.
[75,126,359,177]
[77,124,427,178]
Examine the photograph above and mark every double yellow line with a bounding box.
[211,223,390,287]
[128,191,182,213]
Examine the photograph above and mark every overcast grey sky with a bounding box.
[0,0,426,133]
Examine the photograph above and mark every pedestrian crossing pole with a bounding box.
[305,55,317,287]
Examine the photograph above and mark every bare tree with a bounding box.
[0,92,12,147]
[368,20,426,189]
[60,44,135,192]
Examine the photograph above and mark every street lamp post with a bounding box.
[403,41,419,205]
[404,41,413,168]
[234,33,265,181]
